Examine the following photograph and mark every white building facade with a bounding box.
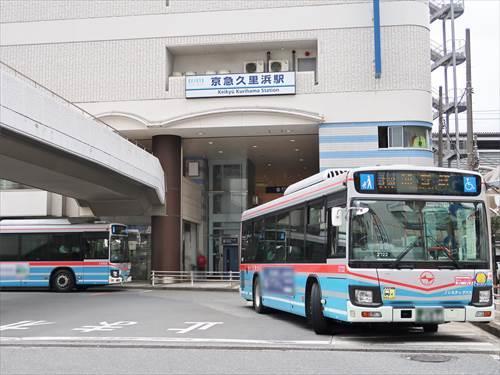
[0,0,433,276]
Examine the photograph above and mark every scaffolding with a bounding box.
[429,0,466,166]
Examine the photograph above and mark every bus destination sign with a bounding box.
[354,171,481,196]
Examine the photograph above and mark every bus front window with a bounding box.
[349,200,489,267]
[110,236,129,263]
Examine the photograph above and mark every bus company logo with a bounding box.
[419,271,435,286]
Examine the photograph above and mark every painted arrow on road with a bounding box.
[0,320,54,331]
[168,322,223,334]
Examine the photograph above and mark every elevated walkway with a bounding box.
[0,62,165,216]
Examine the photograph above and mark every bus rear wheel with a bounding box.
[309,282,330,335]
[51,270,75,293]
[253,277,267,314]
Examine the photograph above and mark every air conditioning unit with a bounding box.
[244,61,264,73]
[269,60,289,72]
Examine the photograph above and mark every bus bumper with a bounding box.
[108,276,132,284]
[345,302,495,323]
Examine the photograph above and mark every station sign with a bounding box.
[185,72,296,98]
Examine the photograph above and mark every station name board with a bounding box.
[185,72,296,98]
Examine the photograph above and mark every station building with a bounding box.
[0,0,433,277]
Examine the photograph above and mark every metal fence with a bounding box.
[151,271,240,287]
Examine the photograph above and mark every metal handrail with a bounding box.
[151,270,240,287]
[0,61,152,154]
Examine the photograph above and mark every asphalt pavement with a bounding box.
[1,288,499,374]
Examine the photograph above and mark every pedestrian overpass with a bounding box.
[0,62,165,216]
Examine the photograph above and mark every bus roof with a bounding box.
[241,165,484,221]
[0,219,119,233]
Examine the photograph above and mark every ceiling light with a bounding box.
[218,150,223,154]
[286,129,292,133]
[294,148,300,152]
[208,141,214,145]
[289,139,296,143]
[299,158,304,162]
[267,163,272,167]
[197,131,205,136]
[252,145,258,148]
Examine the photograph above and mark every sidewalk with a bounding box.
[473,301,500,338]
[123,281,239,292]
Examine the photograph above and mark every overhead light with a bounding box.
[286,129,292,133]
[218,150,223,154]
[289,139,296,143]
[299,158,304,162]
[252,145,258,148]
[294,148,300,152]
[267,163,272,167]
[197,131,205,136]
[208,141,214,145]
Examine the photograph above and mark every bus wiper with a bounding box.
[391,239,420,269]
[426,236,461,269]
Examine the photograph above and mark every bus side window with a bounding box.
[0,233,20,261]
[329,207,346,258]
[82,233,109,260]
[20,234,49,261]
[288,207,305,262]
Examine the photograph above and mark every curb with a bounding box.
[472,321,500,338]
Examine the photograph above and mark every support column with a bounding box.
[152,135,181,271]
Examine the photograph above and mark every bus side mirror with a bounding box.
[331,207,344,227]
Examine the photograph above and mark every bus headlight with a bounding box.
[349,286,382,307]
[355,290,373,304]
[111,270,119,278]
[471,287,492,307]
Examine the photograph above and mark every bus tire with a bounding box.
[310,282,330,335]
[253,277,267,314]
[422,324,439,333]
[51,269,75,293]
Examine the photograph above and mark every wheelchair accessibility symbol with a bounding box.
[463,176,477,193]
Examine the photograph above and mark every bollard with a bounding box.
[152,271,155,287]
[190,271,194,286]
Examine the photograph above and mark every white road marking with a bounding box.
[490,354,500,361]
[0,321,54,331]
[141,290,153,293]
[72,321,137,333]
[0,336,330,346]
[168,322,223,334]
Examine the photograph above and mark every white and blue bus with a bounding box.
[240,166,495,334]
[0,219,131,292]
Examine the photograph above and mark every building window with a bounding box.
[378,126,430,149]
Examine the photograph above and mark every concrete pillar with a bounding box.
[152,135,181,271]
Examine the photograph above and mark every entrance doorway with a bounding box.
[223,245,239,272]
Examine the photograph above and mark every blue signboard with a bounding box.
[359,173,375,191]
[463,176,477,193]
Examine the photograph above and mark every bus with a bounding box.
[240,166,495,334]
[0,219,131,292]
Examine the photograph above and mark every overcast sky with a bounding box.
[430,0,500,133]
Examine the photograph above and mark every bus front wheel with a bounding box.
[422,324,439,333]
[51,269,75,293]
[253,277,267,314]
[309,282,330,335]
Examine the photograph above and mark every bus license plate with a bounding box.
[416,308,444,323]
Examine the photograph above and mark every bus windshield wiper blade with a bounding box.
[426,236,461,269]
[391,239,419,269]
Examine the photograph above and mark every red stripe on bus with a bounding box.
[240,263,458,292]
[242,179,348,220]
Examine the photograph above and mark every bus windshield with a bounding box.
[110,236,129,263]
[349,200,489,267]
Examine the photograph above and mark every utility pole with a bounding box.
[438,86,444,167]
[465,28,474,170]
[450,0,460,167]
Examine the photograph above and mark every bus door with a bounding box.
[82,232,110,285]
